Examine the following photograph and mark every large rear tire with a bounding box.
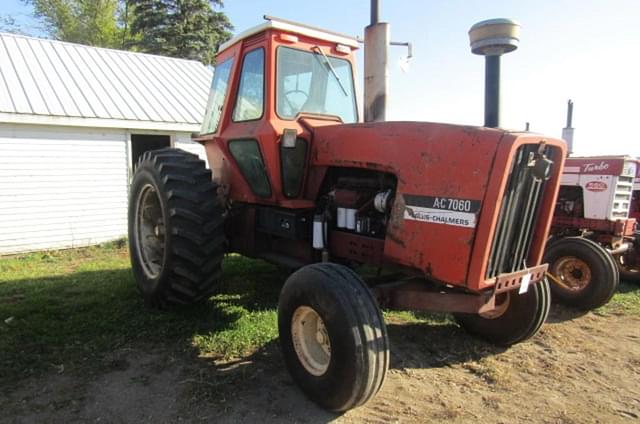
[544,237,618,310]
[454,278,551,347]
[278,263,389,412]
[128,148,225,307]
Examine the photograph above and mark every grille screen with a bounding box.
[485,145,555,279]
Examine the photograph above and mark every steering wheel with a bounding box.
[283,89,309,114]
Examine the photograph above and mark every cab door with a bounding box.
[219,44,275,203]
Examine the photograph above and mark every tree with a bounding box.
[131,0,233,65]
[129,0,171,54]
[0,15,28,35]
[23,0,133,48]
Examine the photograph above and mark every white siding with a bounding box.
[0,124,128,254]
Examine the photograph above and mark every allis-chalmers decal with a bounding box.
[404,195,480,228]
[585,181,608,192]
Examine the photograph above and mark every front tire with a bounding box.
[278,263,389,412]
[544,237,618,310]
[128,148,226,307]
[454,278,551,346]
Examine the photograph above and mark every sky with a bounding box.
[3,0,639,157]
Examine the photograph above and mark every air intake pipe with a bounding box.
[469,19,521,128]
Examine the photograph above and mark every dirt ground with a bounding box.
[1,305,639,424]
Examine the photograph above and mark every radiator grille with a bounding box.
[486,145,555,279]
[611,174,633,219]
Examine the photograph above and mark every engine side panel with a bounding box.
[311,121,502,285]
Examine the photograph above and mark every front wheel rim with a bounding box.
[551,256,591,292]
[135,184,166,279]
[480,292,511,319]
[291,306,331,376]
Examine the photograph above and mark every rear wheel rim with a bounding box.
[291,306,331,376]
[135,184,166,279]
[551,256,591,291]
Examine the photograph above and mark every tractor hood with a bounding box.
[309,121,566,288]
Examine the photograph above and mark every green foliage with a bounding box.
[19,0,231,61]
[24,0,126,48]
[131,0,233,64]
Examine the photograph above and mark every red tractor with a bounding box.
[617,159,640,281]
[128,16,566,411]
[545,156,637,309]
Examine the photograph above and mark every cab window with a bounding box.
[201,58,234,134]
[276,47,357,123]
[233,48,265,122]
[228,139,271,197]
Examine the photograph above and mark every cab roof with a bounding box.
[218,16,360,53]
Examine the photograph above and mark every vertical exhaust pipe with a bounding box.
[469,19,521,128]
[561,100,575,155]
[364,0,389,122]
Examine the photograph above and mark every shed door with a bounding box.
[130,134,170,170]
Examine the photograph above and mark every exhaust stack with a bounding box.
[469,19,521,128]
[561,100,575,155]
[364,0,389,122]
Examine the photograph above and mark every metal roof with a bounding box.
[219,16,360,53]
[0,32,213,132]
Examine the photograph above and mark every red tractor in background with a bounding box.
[618,159,640,281]
[127,14,566,411]
[545,156,637,310]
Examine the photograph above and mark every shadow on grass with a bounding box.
[545,304,589,323]
[0,253,512,420]
[618,279,640,293]
[0,255,287,385]
[546,280,640,323]
[386,319,506,370]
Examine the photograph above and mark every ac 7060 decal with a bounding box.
[403,195,481,228]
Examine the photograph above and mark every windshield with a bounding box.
[276,47,357,123]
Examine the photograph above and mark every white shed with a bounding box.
[0,32,213,254]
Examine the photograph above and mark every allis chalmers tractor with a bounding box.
[128,15,566,411]
[545,156,637,309]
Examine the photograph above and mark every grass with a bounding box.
[597,280,640,315]
[1,242,639,385]
[0,242,284,384]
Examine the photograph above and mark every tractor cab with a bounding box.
[195,17,360,206]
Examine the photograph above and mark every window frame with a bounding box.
[232,47,266,123]
[200,56,235,135]
[274,46,358,123]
